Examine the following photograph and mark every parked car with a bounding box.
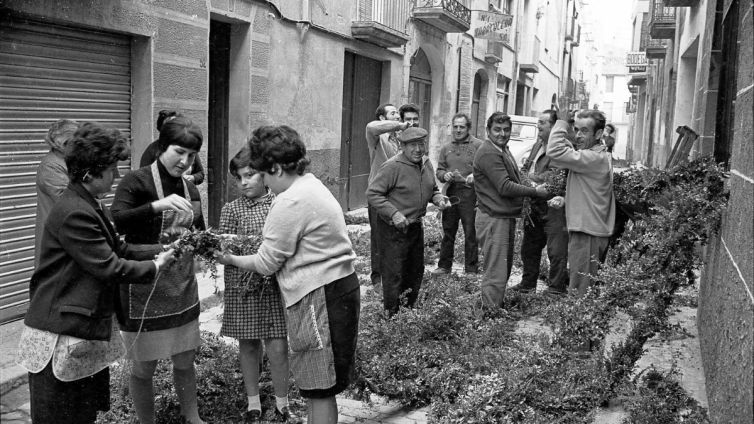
[507,115,539,167]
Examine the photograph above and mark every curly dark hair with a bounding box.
[399,103,420,120]
[65,122,130,183]
[248,125,310,176]
[157,116,203,152]
[486,112,512,130]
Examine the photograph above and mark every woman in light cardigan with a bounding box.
[219,125,359,424]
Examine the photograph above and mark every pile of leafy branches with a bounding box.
[618,367,710,423]
[353,157,728,423]
[97,332,305,423]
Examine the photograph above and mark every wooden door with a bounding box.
[208,20,230,227]
[340,52,382,210]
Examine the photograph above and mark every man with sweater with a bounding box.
[433,113,483,275]
[547,110,616,295]
[367,127,450,315]
[513,109,569,295]
[365,104,411,286]
[473,113,548,308]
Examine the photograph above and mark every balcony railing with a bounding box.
[646,38,667,59]
[352,0,411,47]
[413,0,471,33]
[519,35,540,73]
[649,0,676,39]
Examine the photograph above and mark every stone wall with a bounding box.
[698,1,754,423]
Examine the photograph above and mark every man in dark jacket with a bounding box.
[367,127,449,315]
[512,109,569,295]
[473,113,548,308]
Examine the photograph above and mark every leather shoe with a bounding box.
[241,409,261,424]
[431,267,450,275]
[273,406,304,424]
[510,284,535,294]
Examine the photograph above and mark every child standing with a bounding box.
[219,148,300,423]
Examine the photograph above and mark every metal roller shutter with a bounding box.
[0,15,132,323]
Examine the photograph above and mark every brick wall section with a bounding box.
[698,2,754,423]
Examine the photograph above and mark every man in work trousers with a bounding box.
[367,127,450,316]
[433,113,483,275]
[473,113,548,308]
[547,110,616,295]
[365,104,410,285]
[512,109,569,295]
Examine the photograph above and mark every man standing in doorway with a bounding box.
[365,104,411,285]
[433,113,483,275]
[511,110,569,295]
[547,110,616,296]
[367,127,450,315]
[399,103,421,128]
[473,112,549,308]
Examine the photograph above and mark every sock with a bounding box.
[247,394,261,412]
[275,395,289,412]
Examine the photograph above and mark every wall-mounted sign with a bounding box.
[625,51,648,73]
[471,11,513,44]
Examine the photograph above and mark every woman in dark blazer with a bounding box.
[17,122,174,424]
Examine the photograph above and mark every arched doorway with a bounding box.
[409,48,432,131]
[471,70,489,138]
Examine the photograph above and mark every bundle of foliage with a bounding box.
[170,229,263,279]
[97,332,305,423]
[354,157,728,422]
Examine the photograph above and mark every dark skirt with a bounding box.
[298,272,361,399]
[29,361,110,424]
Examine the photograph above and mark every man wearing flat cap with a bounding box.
[367,127,450,316]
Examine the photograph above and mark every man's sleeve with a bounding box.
[546,120,605,174]
[366,120,399,152]
[366,163,399,220]
[435,144,449,181]
[478,153,538,198]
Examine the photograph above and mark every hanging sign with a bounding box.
[471,11,513,43]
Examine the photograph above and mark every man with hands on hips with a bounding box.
[367,127,450,316]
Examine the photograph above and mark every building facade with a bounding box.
[0,0,584,322]
[625,0,753,422]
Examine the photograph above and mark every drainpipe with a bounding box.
[456,42,462,113]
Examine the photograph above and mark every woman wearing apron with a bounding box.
[111,116,206,424]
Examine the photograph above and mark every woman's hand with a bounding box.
[151,193,192,213]
[154,248,176,269]
[215,250,235,267]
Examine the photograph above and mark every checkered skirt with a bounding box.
[219,195,287,339]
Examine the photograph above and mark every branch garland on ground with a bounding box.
[354,157,728,423]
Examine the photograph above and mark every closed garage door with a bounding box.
[0,15,132,323]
